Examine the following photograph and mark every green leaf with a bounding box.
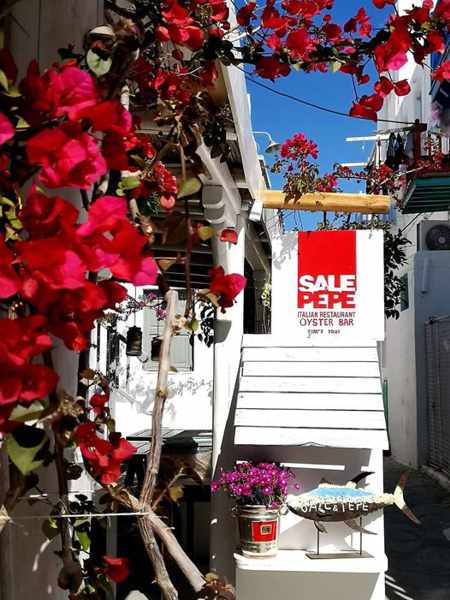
[75,529,91,552]
[73,517,89,528]
[9,401,45,423]
[0,69,8,91]
[42,517,59,541]
[86,49,112,77]
[329,60,341,73]
[119,175,141,191]
[5,425,48,475]
[3,86,21,97]
[16,117,29,129]
[178,177,202,199]
[0,196,15,208]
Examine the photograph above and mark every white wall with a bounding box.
[109,286,214,436]
[378,0,449,467]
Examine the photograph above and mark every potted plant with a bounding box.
[212,462,297,558]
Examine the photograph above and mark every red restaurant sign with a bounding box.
[272,229,384,342]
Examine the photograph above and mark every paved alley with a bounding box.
[384,458,450,600]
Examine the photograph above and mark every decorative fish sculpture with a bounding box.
[287,471,420,534]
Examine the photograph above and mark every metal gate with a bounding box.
[425,317,450,477]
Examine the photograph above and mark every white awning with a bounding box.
[234,335,389,450]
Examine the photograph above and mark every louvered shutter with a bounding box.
[143,290,193,371]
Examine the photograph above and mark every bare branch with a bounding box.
[0,0,23,18]
[139,288,178,504]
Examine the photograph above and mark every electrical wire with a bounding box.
[400,212,432,234]
[241,69,416,126]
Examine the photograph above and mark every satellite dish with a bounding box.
[425,224,450,251]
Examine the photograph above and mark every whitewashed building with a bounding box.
[377,0,450,475]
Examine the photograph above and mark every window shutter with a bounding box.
[143,290,193,371]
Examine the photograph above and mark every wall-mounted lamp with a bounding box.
[253,131,281,154]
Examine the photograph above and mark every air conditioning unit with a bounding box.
[417,221,450,251]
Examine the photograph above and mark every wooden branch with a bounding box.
[260,189,391,214]
[139,288,178,504]
[118,492,205,594]
[138,517,178,600]
[0,0,23,17]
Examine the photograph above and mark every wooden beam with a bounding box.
[259,190,390,214]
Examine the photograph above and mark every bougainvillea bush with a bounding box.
[0,0,450,598]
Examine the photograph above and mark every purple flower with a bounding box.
[211,461,298,507]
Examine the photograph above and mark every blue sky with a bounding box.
[247,0,393,228]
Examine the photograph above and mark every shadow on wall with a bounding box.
[271,230,298,271]
[113,375,213,424]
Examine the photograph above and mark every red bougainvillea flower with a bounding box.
[394,79,411,96]
[90,393,109,416]
[0,364,58,406]
[20,60,99,121]
[27,122,106,189]
[18,237,87,294]
[77,195,128,237]
[19,188,79,238]
[375,25,411,73]
[102,556,130,583]
[345,8,372,38]
[77,196,158,285]
[0,316,53,366]
[0,316,58,406]
[237,1,256,25]
[208,266,246,310]
[280,133,318,161]
[432,60,450,81]
[374,76,394,98]
[42,281,127,351]
[350,94,383,121]
[255,56,290,80]
[372,0,395,8]
[435,0,450,20]
[73,423,136,484]
[75,100,132,136]
[0,113,14,145]
[219,228,238,244]
[427,31,445,54]
[286,28,314,59]
[0,235,21,298]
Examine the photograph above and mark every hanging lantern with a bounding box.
[126,326,143,356]
[151,336,162,361]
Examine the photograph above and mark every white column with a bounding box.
[209,214,245,582]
